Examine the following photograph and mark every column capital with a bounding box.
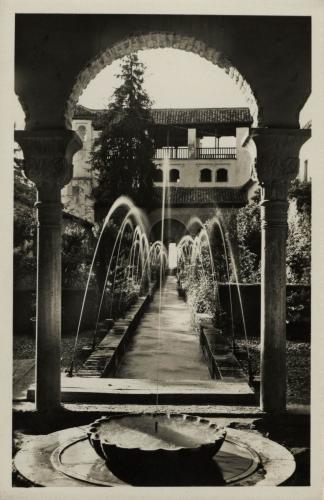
[14,129,82,189]
[251,128,311,200]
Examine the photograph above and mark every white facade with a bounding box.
[62,119,255,222]
[154,127,252,188]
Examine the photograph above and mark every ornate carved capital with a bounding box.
[251,128,311,200]
[15,129,82,189]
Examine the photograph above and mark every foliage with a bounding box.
[286,181,311,284]
[62,222,94,288]
[178,180,311,336]
[286,287,311,326]
[14,167,95,289]
[236,192,261,283]
[205,218,229,283]
[90,53,156,212]
[178,241,228,331]
[288,179,311,213]
[13,159,37,288]
[235,181,311,285]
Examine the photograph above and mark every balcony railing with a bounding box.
[154,147,189,159]
[154,147,236,160]
[196,147,236,159]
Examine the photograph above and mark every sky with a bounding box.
[79,48,247,110]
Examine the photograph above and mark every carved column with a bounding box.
[15,130,82,411]
[252,128,310,414]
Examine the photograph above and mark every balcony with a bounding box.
[154,147,236,160]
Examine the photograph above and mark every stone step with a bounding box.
[27,377,257,405]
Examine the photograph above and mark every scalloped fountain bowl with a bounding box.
[87,413,227,485]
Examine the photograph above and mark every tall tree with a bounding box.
[90,53,156,217]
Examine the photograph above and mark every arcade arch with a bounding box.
[150,217,188,245]
[65,32,259,129]
[14,14,311,414]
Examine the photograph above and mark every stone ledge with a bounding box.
[77,294,151,378]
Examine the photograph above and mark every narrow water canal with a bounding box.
[116,276,210,381]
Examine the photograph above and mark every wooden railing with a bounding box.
[154,147,236,160]
[196,147,236,159]
[154,147,189,159]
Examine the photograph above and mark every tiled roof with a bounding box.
[74,105,252,127]
[153,187,247,206]
[151,108,252,126]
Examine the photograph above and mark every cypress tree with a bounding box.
[90,53,156,216]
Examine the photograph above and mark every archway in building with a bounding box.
[150,218,188,246]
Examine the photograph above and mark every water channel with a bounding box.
[115,275,210,381]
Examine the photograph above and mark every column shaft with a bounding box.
[260,199,288,413]
[35,187,62,410]
[251,128,310,414]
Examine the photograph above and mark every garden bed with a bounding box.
[13,330,107,374]
[235,337,310,406]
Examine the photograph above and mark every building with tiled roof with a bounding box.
[62,106,257,241]
[75,105,252,126]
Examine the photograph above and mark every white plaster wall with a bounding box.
[299,138,312,181]
[62,119,95,222]
[71,120,93,177]
[63,120,254,222]
[154,128,253,188]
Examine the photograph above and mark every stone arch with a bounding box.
[150,217,188,245]
[65,32,259,128]
[169,168,180,183]
[153,168,163,182]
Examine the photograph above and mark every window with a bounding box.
[169,169,180,182]
[153,168,163,182]
[200,168,212,182]
[216,168,228,182]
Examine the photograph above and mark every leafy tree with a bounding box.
[286,180,311,284]
[90,53,156,214]
[62,222,94,288]
[13,147,95,290]
[288,179,311,214]
[236,191,261,283]
[235,182,311,285]
[13,145,37,288]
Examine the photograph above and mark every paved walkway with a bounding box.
[116,276,210,381]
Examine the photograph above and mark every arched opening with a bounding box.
[150,218,188,245]
[169,169,180,183]
[153,168,163,182]
[168,242,177,270]
[216,168,228,182]
[76,124,87,143]
[66,33,259,127]
[200,168,212,182]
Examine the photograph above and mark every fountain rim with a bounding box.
[87,412,227,452]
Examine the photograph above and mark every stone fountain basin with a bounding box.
[87,413,226,483]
